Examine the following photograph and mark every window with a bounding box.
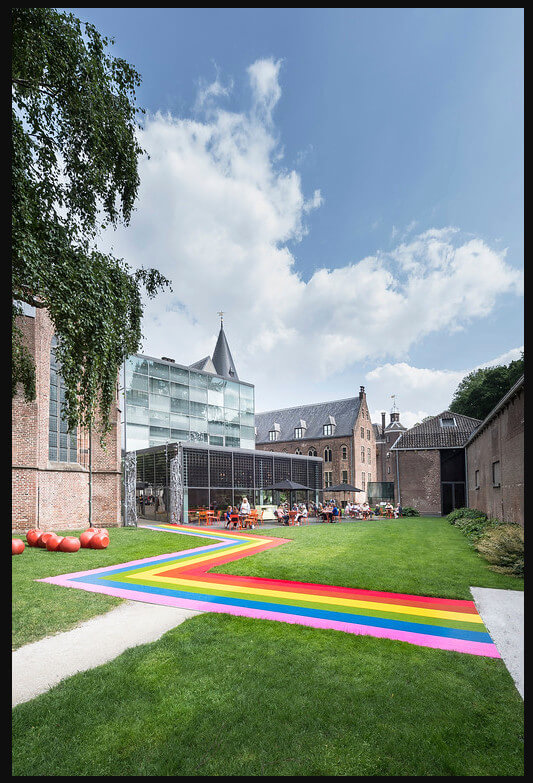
[269,430,279,441]
[308,447,317,457]
[475,469,480,489]
[49,337,77,463]
[324,471,332,488]
[439,416,457,428]
[386,435,390,443]
[387,466,391,474]
[368,473,371,483]
[367,448,371,464]
[361,447,365,462]
[492,461,501,488]
[367,429,370,440]
[341,445,348,460]
[295,448,301,455]
[386,451,390,459]
[342,470,348,483]
[324,447,332,463]
[323,424,334,436]
[360,427,364,438]
[294,427,303,439]
[361,472,366,490]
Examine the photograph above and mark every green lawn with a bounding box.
[12,527,205,649]
[12,519,524,776]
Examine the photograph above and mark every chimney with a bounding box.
[359,386,366,400]
[381,412,386,435]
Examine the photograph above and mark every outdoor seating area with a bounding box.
[187,507,264,529]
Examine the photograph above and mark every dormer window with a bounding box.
[323,424,334,436]
[294,427,303,439]
[323,415,336,437]
[439,416,456,428]
[269,422,281,441]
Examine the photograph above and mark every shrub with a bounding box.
[401,507,420,517]
[447,507,487,525]
[454,516,498,543]
[475,524,524,577]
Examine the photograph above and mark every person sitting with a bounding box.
[385,501,393,518]
[362,502,371,519]
[394,504,402,518]
[224,505,234,528]
[297,504,308,524]
[276,504,290,525]
[331,503,340,522]
[374,505,380,517]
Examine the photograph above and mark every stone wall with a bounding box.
[396,449,442,514]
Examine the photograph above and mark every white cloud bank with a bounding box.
[101,58,523,415]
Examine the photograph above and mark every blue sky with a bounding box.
[66,8,523,425]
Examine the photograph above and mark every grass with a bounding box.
[12,527,205,649]
[12,518,524,776]
[213,517,524,599]
[12,613,524,776]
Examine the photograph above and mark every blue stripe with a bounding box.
[67,575,493,643]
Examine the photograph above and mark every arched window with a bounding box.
[308,447,317,457]
[49,336,77,463]
[295,448,301,455]
[324,446,332,463]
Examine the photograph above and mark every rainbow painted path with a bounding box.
[40,523,500,658]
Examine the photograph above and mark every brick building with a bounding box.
[12,306,121,532]
[255,387,376,503]
[465,375,524,525]
[373,410,407,501]
[390,411,481,515]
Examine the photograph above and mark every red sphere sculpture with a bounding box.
[90,532,109,550]
[59,536,81,553]
[38,532,57,548]
[12,539,25,555]
[26,529,41,547]
[46,535,63,551]
[80,530,97,548]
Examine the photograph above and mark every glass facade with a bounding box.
[135,442,323,522]
[124,354,255,452]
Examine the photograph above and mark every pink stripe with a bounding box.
[40,579,500,658]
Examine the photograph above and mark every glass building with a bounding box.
[135,441,323,522]
[123,320,255,452]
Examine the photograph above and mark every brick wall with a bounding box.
[466,385,524,525]
[12,308,121,532]
[396,450,442,514]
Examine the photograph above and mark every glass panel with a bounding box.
[208,389,224,407]
[225,408,240,424]
[208,405,224,423]
[240,439,255,450]
[69,449,78,463]
[171,397,189,414]
[149,377,170,396]
[209,435,223,446]
[190,417,207,433]
[126,356,149,375]
[127,423,150,446]
[148,360,169,379]
[59,448,68,462]
[190,386,208,403]
[190,371,208,388]
[49,447,57,461]
[49,415,57,433]
[59,416,69,433]
[171,429,189,440]
[126,405,150,425]
[169,365,189,383]
[240,411,254,427]
[129,373,149,392]
[190,431,208,443]
[50,370,58,386]
[49,432,57,448]
[208,421,225,436]
[208,376,226,392]
[149,411,170,427]
[170,413,189,430]
[126,389,149,407]
[150,394,170,412]
[240,426,255,441]
[190,401,207,418]
[225,422,240,437]
[170,382,188,400]
[149,426,170,438]
[59,433,68,448]
[224,382,240,410]
[50,384,57,401]
[49,399,57,416]
[225,436,240,448]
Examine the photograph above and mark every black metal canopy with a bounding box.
[326,482,363,493]
[263,479,314,491]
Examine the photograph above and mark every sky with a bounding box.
[66,8,524,427]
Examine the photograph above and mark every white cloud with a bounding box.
[100,58,523,414]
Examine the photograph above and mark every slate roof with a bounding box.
[255,397,361,444]
[189,355,217,374]
[391,410,481,450]
[372,423,382,440]
[211,325,239,380]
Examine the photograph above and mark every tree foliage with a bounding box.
[449,354,524,421]
[12,8,170,442]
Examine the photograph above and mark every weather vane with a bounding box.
[391,394,398,413]
[217,311,224,326]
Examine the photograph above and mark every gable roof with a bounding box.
[189,355,217,374]
[255,397,361,444]
[391,410,481,450]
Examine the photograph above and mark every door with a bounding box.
[441,482,465,515]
